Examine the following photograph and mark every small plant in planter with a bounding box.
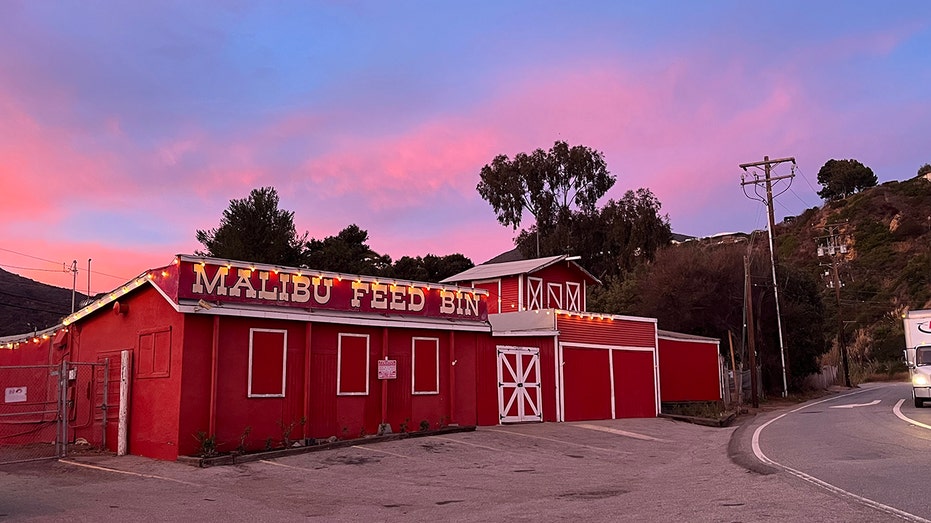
[399,418,409,433]
[264,437,274,451]
[235,426,252,454]
[278,417,307,447]
[419,420,430,432]
[194,431,218,458]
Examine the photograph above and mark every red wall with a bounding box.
[500,278,520,313]
[557,315,656,348]
[208,317,307,454]
[473,281,500,314]
[66,286,186,460]
[658,338,721,402]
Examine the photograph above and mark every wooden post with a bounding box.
[118,350,131,456]
[727,330,740,407]
[745,255,759,408]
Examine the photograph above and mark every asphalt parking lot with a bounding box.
[0,417,884,522]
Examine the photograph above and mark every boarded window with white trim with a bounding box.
[338,333,370,395]
[248,329,287,397]
[546,282,563,309]
[527,276,544,310]
[412,337,440,394]
[137,326,171,379]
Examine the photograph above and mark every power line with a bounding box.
[0,289,80,309]
[0,263,67,273]
[794,164,821,195]
[0,247,63,266]
[0,247,130,281]
[92,269,130,281]
[0,301,70,316]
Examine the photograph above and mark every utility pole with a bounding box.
[740,155,795,397]
[744,255,759,408]
[66,260,78,313]
[817,223,852,387]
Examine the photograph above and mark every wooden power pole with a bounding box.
[817,223,852,387]
[739,155,795,397]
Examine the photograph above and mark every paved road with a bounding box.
[731,382,931,522]
[1,414,895,521]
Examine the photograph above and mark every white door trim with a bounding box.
[497,346,543,423]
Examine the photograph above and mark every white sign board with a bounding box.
[5,387,26,403]
[377,359,397,380]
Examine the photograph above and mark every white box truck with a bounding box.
[904,309,931,407]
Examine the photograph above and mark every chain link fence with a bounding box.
[0,361,108,464]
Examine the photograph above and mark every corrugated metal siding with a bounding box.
[500,277,520,312]
[557,315,656,348]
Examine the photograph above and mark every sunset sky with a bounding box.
[2,1,930,294]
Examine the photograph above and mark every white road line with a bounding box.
[432,435,505,452]
[58,459,201,487]
[751,388,929,523]
[893,399,931,430]
[573,423,669,442]
[260,459,316,471]
[487,428,629,455]
[829,399,881,409]
[352,445,411,459]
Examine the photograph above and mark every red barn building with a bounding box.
[443,254,661,422]
[0,252,724,462]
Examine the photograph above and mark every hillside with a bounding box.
[0,269,87,336]
[775,173,931,364]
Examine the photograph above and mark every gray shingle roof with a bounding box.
[440,254,600,285]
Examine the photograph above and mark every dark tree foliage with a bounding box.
[754,263,827,391]
[515,188,671,280]
[590,242,827,394]
[918,163,931,177]
[195,187,308,266]
[306,224,392,276]
[816,159,877,201]
[477,141,615,254]
[387,254,474,283]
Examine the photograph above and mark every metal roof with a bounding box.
[440,254,600,285]
[657,329,719,343]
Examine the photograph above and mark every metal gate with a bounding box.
[0,361,108,464]
[497,346,542,423]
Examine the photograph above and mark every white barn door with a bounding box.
[497,346,543,423]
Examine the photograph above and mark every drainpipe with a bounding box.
[449,331,456,425]
[303,323,312,442]
[208,316,219,436]
[381,327,388,432]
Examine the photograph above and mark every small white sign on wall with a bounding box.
[5,387,26,403]
[377,359,397,380]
